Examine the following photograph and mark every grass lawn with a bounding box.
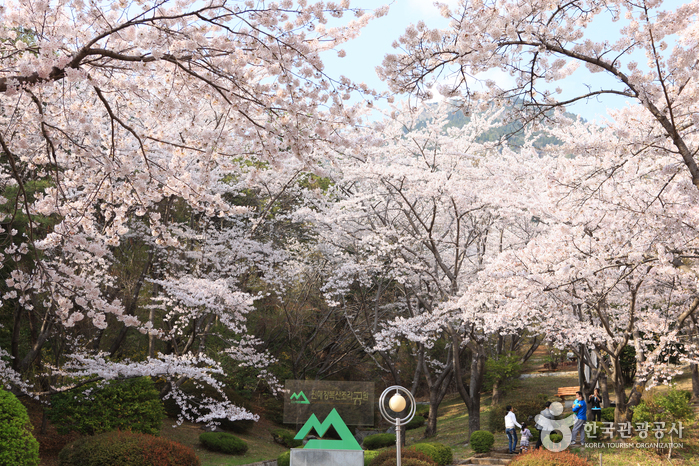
[160,418,289,466]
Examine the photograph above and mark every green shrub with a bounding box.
[271,428,302,448]
[427,443,452,466]
[363,433,396,450]
[277,451,290,466]
[469,430,494,453]
[600,407,615,422]
[549,433,563,443]
[48,377,164,435]
[0,388,40,466]
[487,399,543,433]
[409,443,452,466]
[415,405,430,418]
[405,415,425,430]
[509,449,593,465]
[368,448,436,466]
[58,430,199,466]
[199,432,248,455]
[632,388,695,426]
[364,450,380,466]
[408,444,437,461]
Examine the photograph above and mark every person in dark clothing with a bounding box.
[588,388,602,422]
[534,401,554,450]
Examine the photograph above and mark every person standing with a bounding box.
[571,391,587,446]
[588,388,602,422]
[534,401,554,450]
[504,405,521,454]
[520,422,533,452]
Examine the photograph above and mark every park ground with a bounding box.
[25,351,699,466]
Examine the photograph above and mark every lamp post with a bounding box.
[379,386,416,466]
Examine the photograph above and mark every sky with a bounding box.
[320,0,686,123]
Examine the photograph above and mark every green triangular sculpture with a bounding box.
[294,408,362,450]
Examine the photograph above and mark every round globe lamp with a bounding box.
[389,392,406,412]
[378,386,416,466]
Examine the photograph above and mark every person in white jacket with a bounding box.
[504,405,521,454]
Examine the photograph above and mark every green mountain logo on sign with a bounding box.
[290,391,310,404]
[294,408,362,450]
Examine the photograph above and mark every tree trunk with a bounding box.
[467,348,486,435]
[11,303,21,371]
[492,380,502,406]
[148,306,156,358]
[109,251,153,357]
[690,317,699,403]
[599,370,611,408]
[691,364,699,403]
[410,346,424,395]
[424,369,453,437]
[452,329,486,436]
[422,344,454,438]
[611,356,644,423]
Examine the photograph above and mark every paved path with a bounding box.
[519,371,577,379]
[458,452,514,465]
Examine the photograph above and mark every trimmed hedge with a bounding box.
[509,449,593,465]
[277,451,290,466]
[58,430,200,466]
[199,432,248,455]
[469,430,494,453]
[427,443,452,466]
[0,388,40,466]
[410,442,454,465]
[405,415,426,430]
[408,444,437,462]
[48,377,164,435]
[369,448,436,466]
[363,433,396,450]
[271,429,302,448]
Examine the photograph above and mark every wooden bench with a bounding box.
[556,386,579,401]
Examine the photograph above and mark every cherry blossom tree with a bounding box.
[0,0,384,423]
[466,111,699,422]
[378,0,699,190]
[300,101,546,435]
